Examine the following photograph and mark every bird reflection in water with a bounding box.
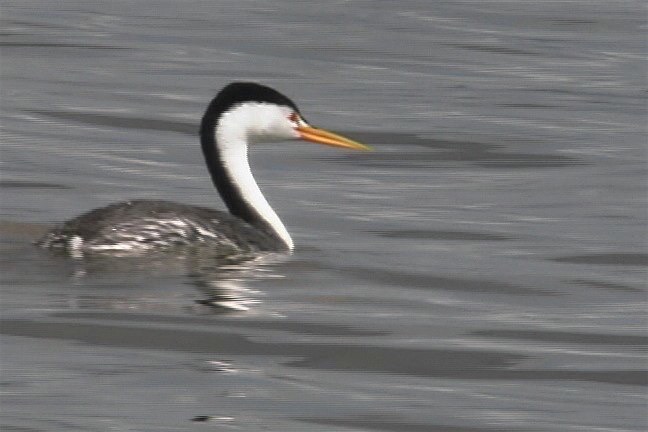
[60,247,288,313]
[190,251,288,312]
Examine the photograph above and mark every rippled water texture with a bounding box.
[1,1,646,431]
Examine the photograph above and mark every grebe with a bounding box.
[37,82,370,255]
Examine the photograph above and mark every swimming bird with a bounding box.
[37,82,370,255]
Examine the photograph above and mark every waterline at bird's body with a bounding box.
[37,199,284,254]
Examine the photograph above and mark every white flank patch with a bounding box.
[69,235,84,251]
[68,235,84,258]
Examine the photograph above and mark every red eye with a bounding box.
[288,112,299,123]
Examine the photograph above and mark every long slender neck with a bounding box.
[200,108,294,250]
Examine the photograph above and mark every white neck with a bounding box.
[215,125,294,250]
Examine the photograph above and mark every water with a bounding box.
[1,1,646,430]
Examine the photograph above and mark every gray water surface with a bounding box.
[1,1,647,431]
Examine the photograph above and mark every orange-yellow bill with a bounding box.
[297,126,372,151]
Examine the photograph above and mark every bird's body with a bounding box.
[37,199,283,253]
[37,82,369,256]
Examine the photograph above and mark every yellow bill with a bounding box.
[297,126,372,151]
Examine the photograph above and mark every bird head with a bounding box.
[204,82,371,151]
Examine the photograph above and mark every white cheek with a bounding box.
[289,127,301,139]
[263,118,297,141]
[218,102,299,143]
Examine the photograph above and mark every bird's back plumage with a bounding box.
[37,200,284,254]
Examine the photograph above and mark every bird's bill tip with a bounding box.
[297,126,372,151]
